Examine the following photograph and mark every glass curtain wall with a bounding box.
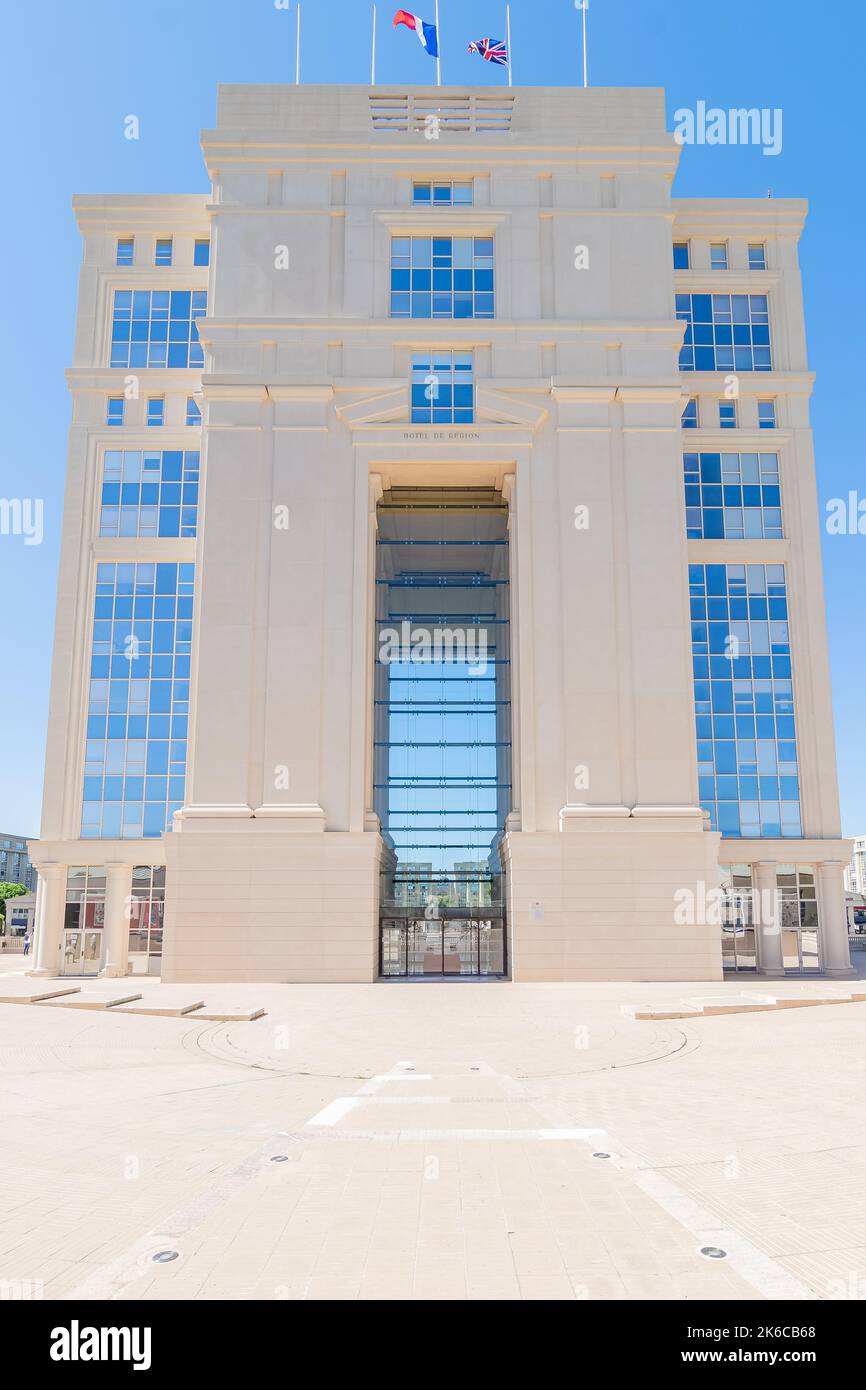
[375,489,511,976]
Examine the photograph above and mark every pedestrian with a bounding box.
[23,930,32,957]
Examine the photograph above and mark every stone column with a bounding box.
[816,861,853,977]
[101,863,133,978]
[28,863,66,977]
[753,860,784,978]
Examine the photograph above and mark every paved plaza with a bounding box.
[2,959,866,1301]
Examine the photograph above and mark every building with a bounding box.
[0,835,36,891]
[28,84,852,983]
[4,892,36,941]
[845,835,866,894]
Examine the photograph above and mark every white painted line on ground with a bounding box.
[366,1073,433,1084]
[305,1096,360,1127]
[349,1095,452,1105]
[333,1127,605,1142]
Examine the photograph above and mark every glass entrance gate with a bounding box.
[374,489,511,978]
[381,913,506,978]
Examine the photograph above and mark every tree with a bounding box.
[0,882,28,931]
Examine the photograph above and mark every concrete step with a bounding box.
[0,985,82,1005]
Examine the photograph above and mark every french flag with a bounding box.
[393,10,439,58]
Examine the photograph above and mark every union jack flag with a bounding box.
[468,37,508,66]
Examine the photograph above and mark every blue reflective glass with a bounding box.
[689,565,801,839]
[391,237,494,318]
[80,563,194,839]
[678,294,772,372]
[111,289,207,369]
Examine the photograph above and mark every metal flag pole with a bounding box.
[435,0,441,86]
[372,3,377,84]
[581,0,588,88]
[295,2,301,84]
[506,3,513,86]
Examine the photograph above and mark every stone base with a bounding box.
[162,827,385,983]
[503,811,724,982]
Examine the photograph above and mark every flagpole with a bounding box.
[435,0,441,87]
[581,0,588,88]
[295,2,301,84]
[371,3,377,85]
[506,4,513,86]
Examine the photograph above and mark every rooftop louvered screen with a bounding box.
[370,94,514,134]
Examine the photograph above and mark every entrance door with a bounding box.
[781,900,821,972]
[62,928,103,976]
[380,915,505,977]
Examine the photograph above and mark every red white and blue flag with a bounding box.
[393,10,439,58]
[468,37,508,66]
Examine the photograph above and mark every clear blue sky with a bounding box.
[1,0,863,838]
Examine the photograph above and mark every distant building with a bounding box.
[4,892,36,940]
[0,834,36,891]
[844,837,866,895]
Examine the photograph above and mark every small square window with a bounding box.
[186,396,202,426]
[155,238,173,267]
[194,239,210,267]
[146,398,165,427]
[710,242,729,271]
[748,243,767,270]
[116,238,134,267]
[719,399,738,429]
[758,400,777,429]
[106,397,125,426]
[681,398,699,429]
[673,241,690,270]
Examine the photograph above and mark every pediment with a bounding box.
[476,387,548,430]
[334,386,408,426]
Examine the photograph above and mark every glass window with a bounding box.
[193,239,210,266]
[186,396,202,426]
[677,293,772,372]
[128,865,165,971]
[684,451,782,540]
[155,239,173,267]
[758,400,777,429]
[116,237,134,267]
[106,397,125,427]
[411,352,474,424]
[681,397,699,429]
[80,561,195,840]
[690,562,800,839]
[719,400,738,430]
[146,397,165,427]
[390,236,494,319]
[710,242,729,271]
[413,181,474,206]
[99,449,200,539]
[110,289,206,370]
[64,867,106,933]
[673,242,690,270]
[748,243,767,270]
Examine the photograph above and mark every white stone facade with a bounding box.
[28,85,852,982]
